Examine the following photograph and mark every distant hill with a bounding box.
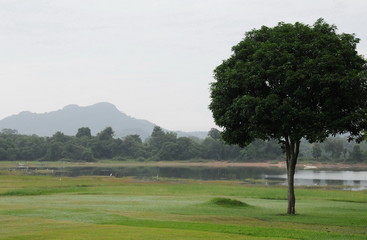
[0,102,208,139]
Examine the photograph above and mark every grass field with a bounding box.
[0,173,366,239]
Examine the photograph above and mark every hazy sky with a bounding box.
[1,0,367,132]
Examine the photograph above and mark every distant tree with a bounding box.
[147,126,178,160]
[148,126,166,151]
[158,142,180,160]
[342,148,348,160]
[201,128,241,161]
[42,132,70,161]
[79,148,94,161]
[201,136,241,161]
[324,138,344,160]
[123,135,146,159]
[151,126,165,138]
[76,127,92,138]
[44,142,64,161]
[201,137,224,160]
[349,145,364,162]
[90,127,116,159]
[1,129,18,135]
[62,142,94,162]
[241,139,282,161]
[311,144,322,160]
[209,19,367,214]
[97,127,114,140]
[0,132,47,161]
[16,135,47,160]
[176,137,201,160]
[52,131,69,142]
[208,128,222,140]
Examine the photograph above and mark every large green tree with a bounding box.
[209,19,367,214]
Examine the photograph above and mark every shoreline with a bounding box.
[1,160,367,170]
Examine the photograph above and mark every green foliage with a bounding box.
[240,139,282,161]
[301,136,367,162]
[0,131,47,161]
[147,126,203,161]
[97,127,114,140]
[210,18,367,146]
[1,126,366,162]
[2,127,366,162]
[122,135,147,159]
[1,128,18,135]
[208,128,221,140]
[311,143,322,160]
[76,127,92,138]
[350,145,364,162]
[324,138,344,159]
[201,131,243,161]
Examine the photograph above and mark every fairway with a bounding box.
[0,174,366,240]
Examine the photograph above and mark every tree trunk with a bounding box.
[287,162,296,214]
[284,137,300,215]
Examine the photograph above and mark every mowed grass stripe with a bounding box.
[0,215,279,240]
[1,208,365,240]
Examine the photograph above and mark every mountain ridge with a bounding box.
[0,102,208,139]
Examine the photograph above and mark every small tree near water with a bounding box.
[311,144,322,160]
[209,19,367,214]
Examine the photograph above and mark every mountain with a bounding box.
[0,102,208,139]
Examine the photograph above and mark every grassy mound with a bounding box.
[209,197,249,207]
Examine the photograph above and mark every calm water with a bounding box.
[266,170,367,191]
[11,165,367,191]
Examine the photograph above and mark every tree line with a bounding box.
[0,126,281,162]
[304,137,367,162]
[0,127,365,162]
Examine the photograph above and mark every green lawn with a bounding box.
[0,174,366,239]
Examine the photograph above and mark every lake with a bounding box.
[11,165,367,191]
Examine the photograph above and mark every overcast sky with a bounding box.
[1,0,367,132]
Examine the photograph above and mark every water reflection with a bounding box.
[8,165,367,190]
[266,170,367,190]
[53,166,286,181]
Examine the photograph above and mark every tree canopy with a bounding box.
[76,127,92,138]
[209,19,367,214]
